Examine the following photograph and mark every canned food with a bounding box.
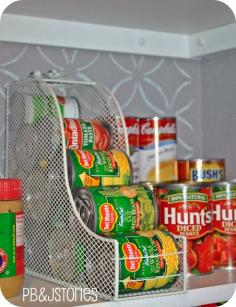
[125,117,140,183]
[64,119,112,151]
[67,149,132,189]
[73,185,158,234]
[139,117,177,183]
[178,159,225,183]
[156,183,213,275]
[111,230,179,293]
[212,182,236,269]
[25,95,79,124]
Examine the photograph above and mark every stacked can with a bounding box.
[139,117,177,183]
[178,159,225,183]
[212,182,236,269]
[155,183,213,275]
[125,117,140,183]
[125,117,178,184]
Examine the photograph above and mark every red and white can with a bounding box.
[212,182,236,269]
[139,117,177,183]
[125,117,140,183]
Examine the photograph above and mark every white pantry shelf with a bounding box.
[7,270,236,307]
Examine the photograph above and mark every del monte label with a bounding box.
[76,150,94,169]
[99,203,118,232]
[122,242,142,272]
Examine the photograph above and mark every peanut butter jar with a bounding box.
[0,179,24,298]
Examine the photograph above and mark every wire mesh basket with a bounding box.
[5,79,187,300]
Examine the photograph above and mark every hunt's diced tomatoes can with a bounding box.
[125,117,140,183]
[156,183,213,275]
[212,182,236,269]
[139,117,177,183]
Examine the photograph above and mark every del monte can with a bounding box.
[212,182,236,269]
[73,185,158,234]
[155,183,213,275]
[110,230,180,294]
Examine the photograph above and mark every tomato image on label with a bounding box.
[0,249,8,274]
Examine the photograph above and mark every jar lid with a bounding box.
[0,179,22,200]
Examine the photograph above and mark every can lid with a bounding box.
[0,179,22,200]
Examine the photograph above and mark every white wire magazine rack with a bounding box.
[5,78,187,300]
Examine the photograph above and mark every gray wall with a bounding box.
[0,42,203,177]
[201,50,236,180]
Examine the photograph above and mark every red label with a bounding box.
[122,242,142,272]
[139,117,176,147]
[99,203,118,232]
[154,240,165,269]
[76,150,94,169]
[125,117,139,147]
[0,248,8,274]
[177,160,189,182]
[16,212,25,275]
[158,191,212,239]
[64,119,83,149]
[135,201,141,230]
[213,196,236,235]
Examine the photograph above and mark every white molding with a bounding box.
[0,13,236,59]
[189,23,236,58]
[0,14,189,58]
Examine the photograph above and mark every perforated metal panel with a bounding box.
[5,79,186,300]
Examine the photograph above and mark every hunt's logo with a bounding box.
[122,242,142,272]
[0,248,8,274]
[99,203,118,232]
[213,193,236,234]
[191,169,224,182]
[159,192,212,239]
[76,150,94,169]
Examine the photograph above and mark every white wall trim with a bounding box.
[189,23,236,58]
[0,14,189,58]
[0,13,236,59]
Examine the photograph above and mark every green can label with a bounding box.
[69,149,131,188]
[113,230,179,293]
[89,185,156,234]
[0,212,24,278]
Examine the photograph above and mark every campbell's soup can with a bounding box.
[73,185,158,234]
[212,182,236,269]
[67,149,132,189]
[156,183,213,275]
[139,117,177,183]
[109,230,180,294]
[125,117,140,183]
[64,119,112,151]
[178,159,225,183]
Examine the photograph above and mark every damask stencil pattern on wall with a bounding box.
[0,42,202,177]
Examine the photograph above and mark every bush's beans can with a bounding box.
[73,185,158,234]
[110,230,179,294]
[67,149,132,189]
[212,182,236,269]
[156,183,213,275]
[177,159,225,183]
[125,117,140,183]
[139,117,177,183]
[64,119,112,151]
